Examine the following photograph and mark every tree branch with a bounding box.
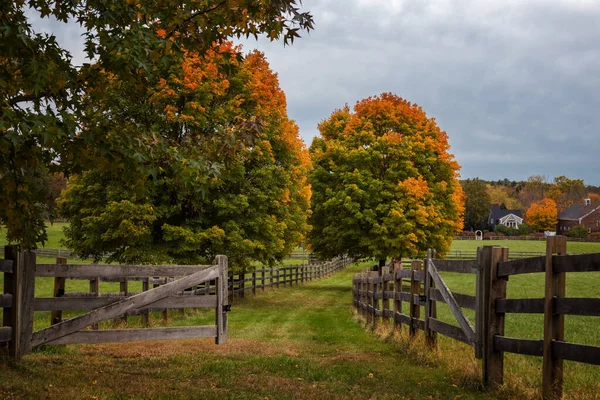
[8,92,50,106]
[166,1,227,39]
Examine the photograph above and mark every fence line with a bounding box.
[352,237,600,400]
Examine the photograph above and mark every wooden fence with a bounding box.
[1,247,229,359]
[352,236,600,400]
[226,257,350,299]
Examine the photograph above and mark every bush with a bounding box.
[494,224,519,236]
[484,232,504,240]
[518,223,533,235]
[568,225,588,238]
[457,231,476,238]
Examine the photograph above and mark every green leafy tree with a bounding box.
[308,93,464,264]
[463,178,491,230]
[569,225,588,238]
[59,48,311,271]
[1,1,313,249]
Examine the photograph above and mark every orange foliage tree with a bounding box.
[309,93,464,262]
[526,199,558,232]
[59,45,310,270]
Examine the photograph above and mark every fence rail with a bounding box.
[352,238,600,400]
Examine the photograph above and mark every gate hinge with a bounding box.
[419,295,427,305]
[223,304,232,312]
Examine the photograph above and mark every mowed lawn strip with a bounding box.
[0,262,488,399]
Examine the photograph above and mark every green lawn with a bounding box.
[451,239,600,254]
[0,222,69,249]
[0,262,490,400]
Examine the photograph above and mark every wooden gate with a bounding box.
[1,250,229,358]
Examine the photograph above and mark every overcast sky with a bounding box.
[32,0,600,184]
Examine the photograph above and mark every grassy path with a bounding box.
[0,262,488,399]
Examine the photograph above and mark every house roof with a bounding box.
[489,204,523,220]
[558,203,600,221]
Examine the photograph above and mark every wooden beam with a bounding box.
[542,235,567,400]
[31,266,220,348]
[494,336,543,357]
[553,253,600,273]
[552,341,600,366]
[0,259,13,273]
[34,295,217,311]
[44,326,217,345]
[0,327,11,343]
[35,263,215,278]
[431,259,477,274]
[495,298,544,314]
[20,251,36,355]
[216,255,228,345]
[497,256,546,277]
[428,318,470,345]
[50,257,67,325]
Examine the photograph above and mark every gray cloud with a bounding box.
[29,0,600,184]
[243,0,600,184]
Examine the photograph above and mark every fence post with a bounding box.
[382,265,390,324]
[474,247,484,359]
[424,249,437,348]
[19,250,36,356]
[120,278,129,324]
[252,271,256,296]
[4,247,19,358]
[90,275,100,329]
[216,255,228,344]
[482,246,509,388]
[261,269,265,292]
[142,277,150,326]
[409,260,421,336]
[393,260,402,331]
[542,236,567,400]
[50,257,67,326]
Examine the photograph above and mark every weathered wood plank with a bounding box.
[497,256,546,277]
[20,251,36,355]
[395,292,411,302]
[216,255,228,345]
[495,298,544,314]
[432,259,477,274]
[35,264,215,278]
[553,341,600,366]
[394,312,411,326]
[31,265,220,347]
[45,326,218,345]
[0,327,11,343]
[543,235,567,400]
[554,298,600,316]
[34,295,217,311]
[0,294,12,308]
[0,259,13,273]
[429,288,477,310]
[395,270,412,279]
[494,336,543,356]
[428,261,475,343]
[428,318,470,345]
[554,253,600,273]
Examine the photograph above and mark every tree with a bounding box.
[547,176,587,211]
[526,199,558,232]
[518,175,548,210]
[308,93,464,263]
[59,47,311,270]
[463,178,491,230]
[1,1,314,249]
[487,185,521,211]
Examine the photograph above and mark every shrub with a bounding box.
[518,223,533,235]
[494,224,519,236]
[568,225,588,238]
[457,231,476,238]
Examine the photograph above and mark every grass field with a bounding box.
[0,262,491,400]
[1,258,599,398]
[451,239,600,254]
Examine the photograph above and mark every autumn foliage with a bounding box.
[309,93,464,261]
[526,198,558,232]
[59,45,310,269]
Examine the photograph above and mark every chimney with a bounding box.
[585,197,591,206]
